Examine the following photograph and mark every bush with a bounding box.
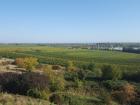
[64,71,79,81]
[112,83,136,105]
[0,72,49,97]
[16,57,38,72]
[66,61,77,72]
[77,69,88,80]
[21,72,49,90]
[0,72,21,94]
[100,91,112,105]
[84,81,102,91]
[49,94,62,105]
[101,65,122,80]
[80,62,95,72]
[74,79,84,88]
[123,71,140,82]
[61,95,86,105]
[27,88,50,99]
[43,66,65,92]
[103,80,128,90]
[92,68,102,78]
[65,69,89,81]
[86,68,102,80]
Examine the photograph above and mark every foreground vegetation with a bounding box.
[0,93,51,105]
[0,44,140,105]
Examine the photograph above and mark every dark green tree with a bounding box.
[101,65,122,80]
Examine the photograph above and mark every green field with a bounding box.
[0,44,140,72]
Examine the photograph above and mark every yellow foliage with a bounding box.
[16,57,38,72]
[66,61,77,72]
[112,83,136,105]
[43,65,65,91]
[122,83,136,102]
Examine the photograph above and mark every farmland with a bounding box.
[0,44,140,71]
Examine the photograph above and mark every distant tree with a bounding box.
[101,65,122,80]
[16,57,38,72]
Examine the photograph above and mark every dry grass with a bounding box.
[0,93,51,105]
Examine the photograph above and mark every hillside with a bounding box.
[0,45,140,105]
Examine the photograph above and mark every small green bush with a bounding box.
[80,62,95,72]
[44,66,65,92]
[27,88,50,99]
[75,79,84,88]
[103,80,128,90]
[101,65,122,80]
[64,71,79,81]
[61,95,86,105]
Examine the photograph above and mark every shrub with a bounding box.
[92,68,102,78]
[86,68,102,80]
[77,69,88,80]
[87,62,95,72]
[101,65,122,80]
[101,92,112,105]
[80,62,95,72]
[27,88,50,100]
[123,71,140,82]
[103,80,128,90]
[27,88,42,98]
[49,94,62,105]
[43,66,65,92]
[0,72,49,98]
[21,72,49,90]
[61,95,85,105]
[64,71,78,81]
[66,61,77,72]
[16,57,38,72]
[0,72,21,93]
[74,79,84,88]
[112,83,136,105]
[64,69,89,81]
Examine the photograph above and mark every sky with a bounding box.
[0,0,140,43]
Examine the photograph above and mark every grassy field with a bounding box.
[0,44,140,71]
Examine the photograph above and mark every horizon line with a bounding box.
[0,42,140,44]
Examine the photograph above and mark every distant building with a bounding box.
[110,47,123,51]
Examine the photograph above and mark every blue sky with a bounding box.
[0,0,140,43]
